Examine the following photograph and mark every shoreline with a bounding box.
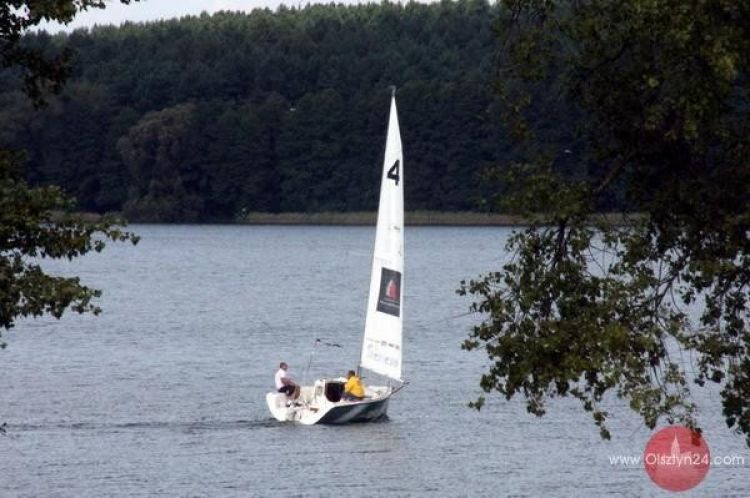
[53,210,639,226]
[238,211,639,226]
[237,211,529,226]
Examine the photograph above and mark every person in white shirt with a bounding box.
[275,362,300,400]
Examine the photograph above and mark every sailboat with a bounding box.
[266,89,405,424]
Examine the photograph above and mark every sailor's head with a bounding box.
[280,362,288,370]
[347,370,356,378]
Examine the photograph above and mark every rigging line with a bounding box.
[302,337,319,387]
[390,381,409,396]
[303,337,345,385]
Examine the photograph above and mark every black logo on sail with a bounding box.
[376,268,401,317]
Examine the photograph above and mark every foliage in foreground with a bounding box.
[0,152,139,347]
[461,0,750,446]
[1,0,139,347]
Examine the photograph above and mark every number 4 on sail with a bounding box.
[266,89,406,424]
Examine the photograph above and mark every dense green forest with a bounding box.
[1,0,531,221]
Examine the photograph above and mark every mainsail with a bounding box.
[360,92,404,381]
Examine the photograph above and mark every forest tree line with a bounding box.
[0,0,579,222]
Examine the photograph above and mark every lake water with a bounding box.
[1,225,747,497]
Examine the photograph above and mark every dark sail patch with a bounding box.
[376,268,401,317]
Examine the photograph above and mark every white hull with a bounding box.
[266,381,392,425]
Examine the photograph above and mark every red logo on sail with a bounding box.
[377,268,401,317]
[386,278,399,300]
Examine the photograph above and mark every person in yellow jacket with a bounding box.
[343,370,365,400]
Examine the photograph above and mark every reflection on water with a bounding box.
[1,226,746,496]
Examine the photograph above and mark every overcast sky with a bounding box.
[41,0,376,33]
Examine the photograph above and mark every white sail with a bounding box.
[360,93,404,381]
